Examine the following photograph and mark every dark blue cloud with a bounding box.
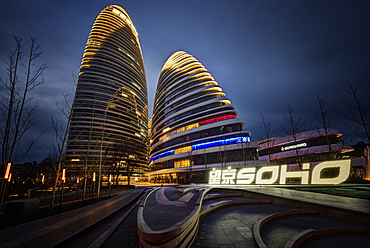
[1,0,369,162]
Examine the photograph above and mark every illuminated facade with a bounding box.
[149,51,258,183]
[258,129,354,165]
[65,5,149,175]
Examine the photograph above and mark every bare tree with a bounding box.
[0,36,46,202]
[111,143,139,186]
[314,95,335,159]
[257,113,276,162]
[110,161,121,186]
[282,105,305,166]
[125,155,138,186]
[345,83,370,144]
[49,93,72,211]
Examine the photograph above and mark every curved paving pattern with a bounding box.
[137,187,205,247]
[137,186,370,248]
[286,227,370,248]
[253,209,320,248]
[1,185,369,247]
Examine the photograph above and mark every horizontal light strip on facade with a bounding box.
[200,115,236,125]
[150,136,250,161]
[158,114,237,141]
[150,149,175,161]
[192,136,250,150]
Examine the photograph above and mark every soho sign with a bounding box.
[208,160,351,185]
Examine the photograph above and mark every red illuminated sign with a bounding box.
[200,115,236,125]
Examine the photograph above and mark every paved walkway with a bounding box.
[191,186,370,248]
[193,202,370,248]
[0,187,146,248]
[0,185,369,247]
[138,185,370,247]
[244,186,370,214]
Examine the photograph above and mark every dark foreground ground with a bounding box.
[1,183,369,230]
[0,185,134,230]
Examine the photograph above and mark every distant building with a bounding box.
[65,5,149,176]
[11,161,38,180]
[148,51,259,183]
[10,159,53,181]
[258,129,354,165]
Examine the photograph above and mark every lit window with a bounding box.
[174,159,190,168]
[174,146,192,154]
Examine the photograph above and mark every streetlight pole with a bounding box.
[108,174,112,197]
[203,148,208,183]
[59,168,66,212]
[92,172,96,203]
[98,104,111,199]
[1,163,12,207]
[98,134,104,199]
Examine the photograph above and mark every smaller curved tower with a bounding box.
[149,51,258,183]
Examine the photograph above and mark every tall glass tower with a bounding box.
[150,51,258,183]
[65,5,148,176]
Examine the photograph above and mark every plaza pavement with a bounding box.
[138,185,370,247]
[192,186,370,248]
[0,184,369,247]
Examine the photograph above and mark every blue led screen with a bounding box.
[192,136,250,150]
[150,150,174,161]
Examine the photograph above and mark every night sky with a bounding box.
[1,0,369,163]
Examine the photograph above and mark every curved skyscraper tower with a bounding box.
[149,51,258,183]
[66,5,148,177]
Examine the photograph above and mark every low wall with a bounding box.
[4,199,40,218]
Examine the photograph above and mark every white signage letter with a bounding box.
[256,166,279,184]
[209,168,222,184]
[222,167,237,184]
[280,163,310,184]
[311,160,351,184]
[236,167,256,184]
